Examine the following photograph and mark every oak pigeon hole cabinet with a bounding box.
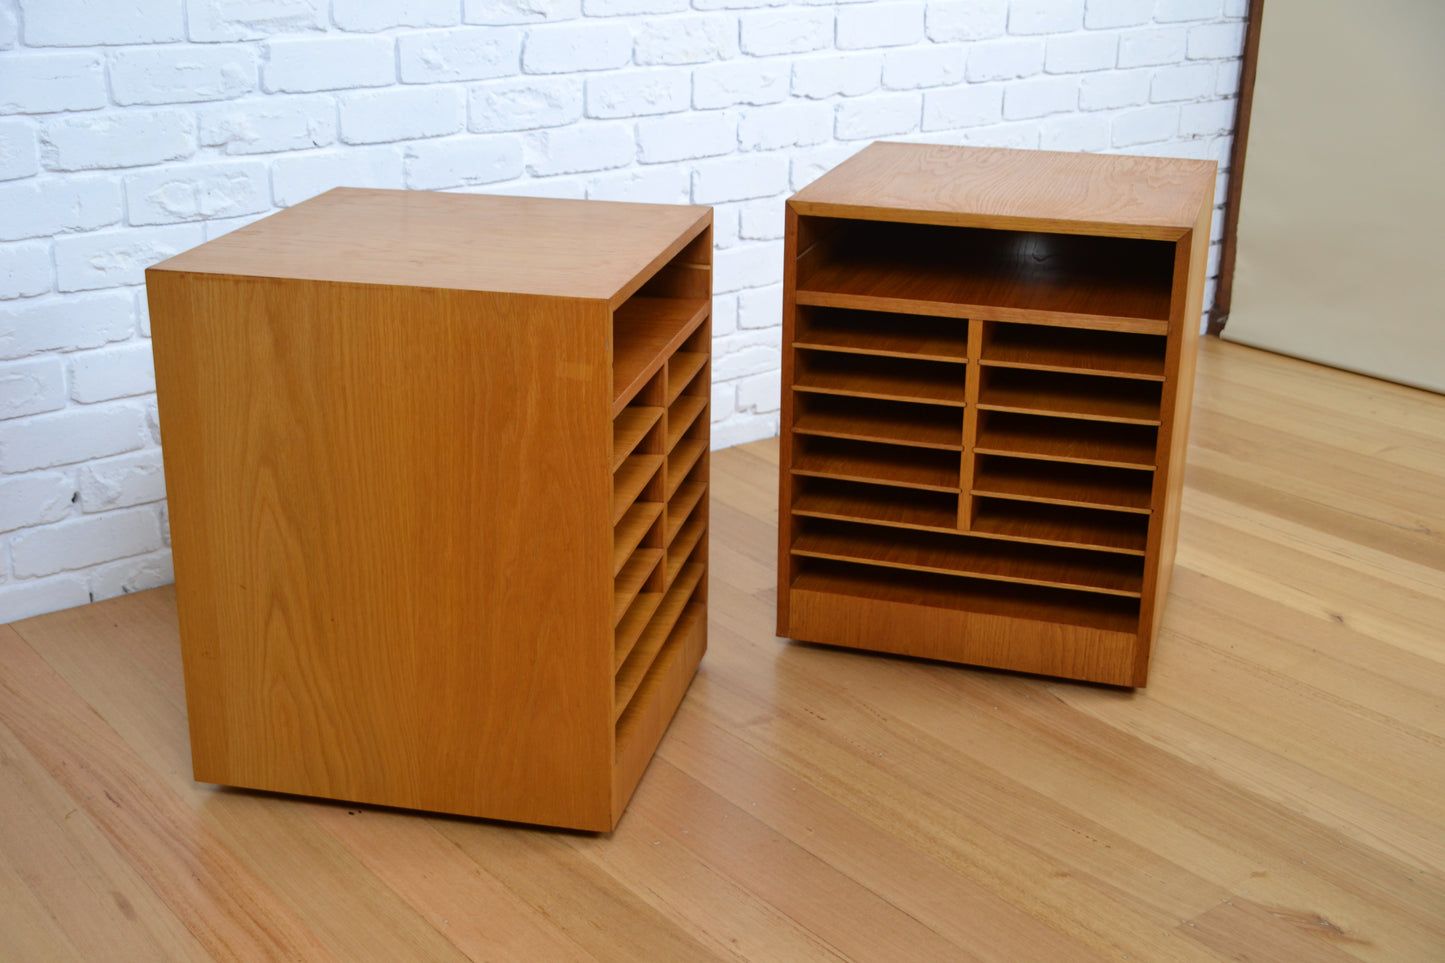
[149,190,712,831]
[775,143,1216,687]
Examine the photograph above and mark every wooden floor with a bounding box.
[2,338,1443,962]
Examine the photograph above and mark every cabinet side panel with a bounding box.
[777,204,800,635]
[150,272,613,828]
[1137,193,1213,683]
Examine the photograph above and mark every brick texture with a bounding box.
[0,0,1245,620]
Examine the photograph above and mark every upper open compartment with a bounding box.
[613,228,711,415]
[794,216,1175,332]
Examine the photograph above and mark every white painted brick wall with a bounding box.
[0,0,1245,622]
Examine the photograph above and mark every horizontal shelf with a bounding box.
[667,351,708,407]
[974,411,1158,470]
[977,368,1163,425]
[795,220,1174,331]
[793,392,963,451]
[792,435,960,493]
[970,497,1149,556]
[667,393,708,450]
[665,438,707,501]
[612,406,662,472]
[613,297,709,416]
[613,500,663,576]
[981,322,1166,381]
[667,479,708,542]
[665,512,706,588]
[791,558,1141,635]
[614,589,663,672]
[615,566,705,721]
[794,307,969,362]
[613,453,663,525]
[972,455,1153,514]
[794,349,966,407]
[613,548,663,626]
[792,476,960,533]
[792,518,1144,597]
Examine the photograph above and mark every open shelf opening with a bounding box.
[613,500,663,576]
[981,321,1167,380]
[667,459,707,542]
[791,557,1141,634]
[794,348,966,406]
[792,475,960,533]
[613,453,663,525]
[793,392,964,451]
[792,516,1144,597]
[795,217,1174,328]
[613,547,663,626]
[792,434,961,492]
[794,306,969,361]
[612,404,663,472]
[665,502,706,588]
[615,558,705,721]
[970,496,1149,555]
[974,409,1158,469]
[667,393,708,450]
[977,367,1163,425]
[613,234,710,415]
[972,453,1153,513]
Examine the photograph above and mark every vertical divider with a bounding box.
[639,369,669,594]
[957,318,985,530]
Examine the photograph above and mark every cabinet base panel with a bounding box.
[785,587,1142,686]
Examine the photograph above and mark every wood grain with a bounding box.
[4,338,1444,960]
[149,190,711,833]
[154,187,711,307]
[788,141,1216,240]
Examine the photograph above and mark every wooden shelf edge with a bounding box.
[796,289,1169,335]
[613,548,663,626]
[792,467,959,495]
[970,488,1153,516]
[612,406,663,472]
[978,359,1166,383]
[972,445,1157,472]
[975,402,1162,427]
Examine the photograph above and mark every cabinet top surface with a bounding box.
[150,189,711,302]
[790,143,1216,239]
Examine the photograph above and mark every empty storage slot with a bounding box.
[981,322,1166,380]
[614,589,663,671]
[667,326,710,406]
[792,476,960,533]
[667,461,707,541]
[973,410,1157,469]
[665,503,706,588]
[792,434,960,492]
[613,300,708,414]
[613,453,663,524]
[614,548,663,625]
[665,436,706,501]
[667,393,707,450]
[978,367,1162,424]
[794,349,966,406]
[615,560,705,720]
[972,454,1153,513]
[612,405,663,471]
[791,557,1141,634]
[794,306,969,361]
[794,218,1175,327]
[613,500,663,576]
[793,392,964,450]
[970,496,1149,555]
[792,517,1144,596]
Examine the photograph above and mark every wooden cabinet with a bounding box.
[776,143,1216,687]
[148,188,712,831]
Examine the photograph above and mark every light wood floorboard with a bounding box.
[1,338,1442,961]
